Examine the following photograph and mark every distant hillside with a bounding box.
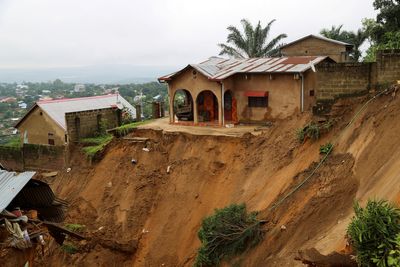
[0,64,177,84]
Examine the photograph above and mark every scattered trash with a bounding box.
[98,226,104,231]
[166,165,171,174]
[106,182,112,188]
[280,225,287,231]
[66,167,71,173]
[131,159,137,165]
[225,124,234,128]
[142,228,150,234]
[142,148,150,152]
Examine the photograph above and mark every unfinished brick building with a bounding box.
[15,94,136,145]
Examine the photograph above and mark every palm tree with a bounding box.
[218,19,287,58]
[320,25,345,40]
[320,25,367,61]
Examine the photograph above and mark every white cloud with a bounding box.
[0,0,377,68]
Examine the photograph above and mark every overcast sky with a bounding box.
[0,0,377,69]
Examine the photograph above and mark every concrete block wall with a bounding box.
[315,50,400,101]
[376,49,400,85]
[66,108,121,142]
[23,144,66,171]
[0,144,66,171]
[316,63,373,100]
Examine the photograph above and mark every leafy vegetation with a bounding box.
[296,120,333,143]
[319,142,333,154]
[194,203,263,267]
[65,223,86,233]
[61,243,78,254]
[0,136,21,148]
[218,19,287,58]
[347,200,400,267]
[80,134,113,158]
[114,120,152,137]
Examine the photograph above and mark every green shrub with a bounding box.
[194,203,263,267]
[65,223,86,233]
[306,123,320,140]
[347,200,400,267]
[319,143,333,154]
[296,128,306,143]
[61,243,78,254]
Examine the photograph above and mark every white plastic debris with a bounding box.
[142,228,149,234]
[167,165,171,174]
[142,148,150,152]
[280,225,287,231]
[131,159,137,164]
[66,167,71,173]
[107,181,112,188]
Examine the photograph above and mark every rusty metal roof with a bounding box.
[0,170,36,212]
[158,56,328,82]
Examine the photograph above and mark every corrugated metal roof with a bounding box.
[0,170,36,212]
[280,34,353,49]
[159,56,328,82]
[33,94,136,130]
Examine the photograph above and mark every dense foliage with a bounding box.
[218,19,287,58]
[194,203,263,267]
[347,200,400,267]
[320,0,399,62]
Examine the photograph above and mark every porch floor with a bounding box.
[137,117,262,137]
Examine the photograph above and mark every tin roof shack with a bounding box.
[15,94,136,145]
[159,56,334,126]
[280,35,354,63]
[0,170,83,266]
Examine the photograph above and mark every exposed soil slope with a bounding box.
[37,91,400,266]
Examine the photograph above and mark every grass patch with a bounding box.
[65,223,86,233]
[80,134,113,158]
[114,120,152,136]
[61,243,78,254]
[0,136,21,148]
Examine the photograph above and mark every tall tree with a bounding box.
[218,19,287,58]
[362,0,400,61]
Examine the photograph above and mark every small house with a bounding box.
[280,35,353,63]
[15,94,136,145]
[159,56,333,126]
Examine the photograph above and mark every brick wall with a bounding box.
[316,63,373,100]
[66,108,121,142]
[376,49,400,85]
[23,144,66,170]
[315,50,400,101]
[0,144,66,171]
[0,146,24,171]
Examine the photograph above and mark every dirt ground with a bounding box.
[137,117,264,137]
[11,90,400,266]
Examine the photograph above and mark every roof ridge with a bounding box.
[37,93,118,105]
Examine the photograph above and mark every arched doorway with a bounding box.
[196,90,218,123]
[224,90,238,123]
[173,89,194,121]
